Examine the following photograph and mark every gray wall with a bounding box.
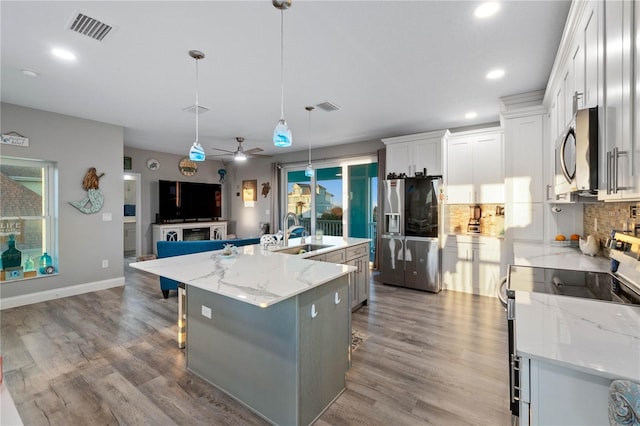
[1,103,124,299]
[122,147,226,254]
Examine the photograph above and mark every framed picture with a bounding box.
[242,180,257,202]
[124,156,132,170]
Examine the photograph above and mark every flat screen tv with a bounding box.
[158,180,221,223]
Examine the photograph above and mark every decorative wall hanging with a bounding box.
[69,167,105,214]
[123,156,132,170]
[218,168,226,183]
[262,182,271,198]
[242,180,258,202]
[146,158,160,171]
[1,131,29,147]
[179,157,198,176]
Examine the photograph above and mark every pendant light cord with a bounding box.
[195,57,199,143]
[280,9,285,120]
[308,108,312,165]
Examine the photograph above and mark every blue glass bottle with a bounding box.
[1,235,22,269]
[39,252,53,274]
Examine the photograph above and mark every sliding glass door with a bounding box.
[284,157,377,259]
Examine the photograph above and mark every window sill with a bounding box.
[1,271,58,283]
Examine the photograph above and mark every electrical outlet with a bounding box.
[201,305,212,319]
[102,259,109,268]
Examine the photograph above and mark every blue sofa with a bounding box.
[156,237,260,298]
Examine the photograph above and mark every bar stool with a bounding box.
[608,379,640,425]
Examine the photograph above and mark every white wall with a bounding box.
[1,103,124,301]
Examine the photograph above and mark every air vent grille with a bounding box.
[183,105,210,114]
[316,101,341,112]
[68,13,113,41]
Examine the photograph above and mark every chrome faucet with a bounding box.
[283,212,299,247]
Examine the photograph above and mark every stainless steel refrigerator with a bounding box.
[380,177,442,293]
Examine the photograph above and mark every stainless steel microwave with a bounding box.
[555,106,599,195]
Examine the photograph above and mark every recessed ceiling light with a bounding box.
[474,2,500,18]
[465,112,478,119]
[21,68,39,77]
[486,69,505,80]
[51,48,76,61]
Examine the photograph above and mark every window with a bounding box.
[0,157,57,279]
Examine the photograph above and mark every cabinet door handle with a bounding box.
[614,148,629,192]
[311,303,319,318]
[546,184,551,201]
[334,292,341,305]
[607,150,613,195]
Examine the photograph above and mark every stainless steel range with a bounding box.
[505,230,640,418]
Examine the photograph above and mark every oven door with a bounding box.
[555,123,577,195]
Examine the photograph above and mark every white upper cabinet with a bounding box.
[383,130,448,178]
[599,0,638,200]
[583,5,599,108]
[445,128,504,204]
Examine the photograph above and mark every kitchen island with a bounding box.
[130,243,356,426]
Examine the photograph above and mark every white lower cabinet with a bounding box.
[152,222,227,255]
[519,356,610,426]
[442,236,502,297]
[124,222,136,252]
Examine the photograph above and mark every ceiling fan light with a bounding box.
[235,151,247,161]
[190,141,206,161]
[305,164,314,177]
[273,119,292,147]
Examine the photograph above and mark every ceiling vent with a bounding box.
[183,105,210,114]
[316,101,341,112]
[67,12,114,41]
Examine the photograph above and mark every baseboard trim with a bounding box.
[0,277,125,310]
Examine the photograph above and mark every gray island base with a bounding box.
[187,275,351,426]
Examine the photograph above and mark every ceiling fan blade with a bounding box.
[210,147,236,154]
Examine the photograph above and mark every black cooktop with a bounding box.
[507,265,640,306]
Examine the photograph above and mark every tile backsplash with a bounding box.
[446,204,504,235]
[583,201,639,249]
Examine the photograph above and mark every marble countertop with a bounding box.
[515,291,640,381]
[129,237,370,308]
[513,241,611,273]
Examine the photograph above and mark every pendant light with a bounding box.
[304,106,314,177]
[188,50,206,161]
[273,0,292,147]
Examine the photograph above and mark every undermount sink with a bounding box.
[275,244,333,255]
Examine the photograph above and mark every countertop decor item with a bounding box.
[579,234,600,256]
[69,167,104,214]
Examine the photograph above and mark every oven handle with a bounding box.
[507,297,515,321]
[510,353,521,403]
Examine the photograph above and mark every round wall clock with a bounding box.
[178,157,198,176]
[146,158,160,171]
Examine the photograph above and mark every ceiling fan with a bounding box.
[208,137,270,162]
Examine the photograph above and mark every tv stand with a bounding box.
[152,221,227,255]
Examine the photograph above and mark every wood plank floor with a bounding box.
[1,260,511,425]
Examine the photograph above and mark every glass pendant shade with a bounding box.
[189,141,205,161]
[234,151,247,162]
[305,164,314,177]
[273,119,292,147]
